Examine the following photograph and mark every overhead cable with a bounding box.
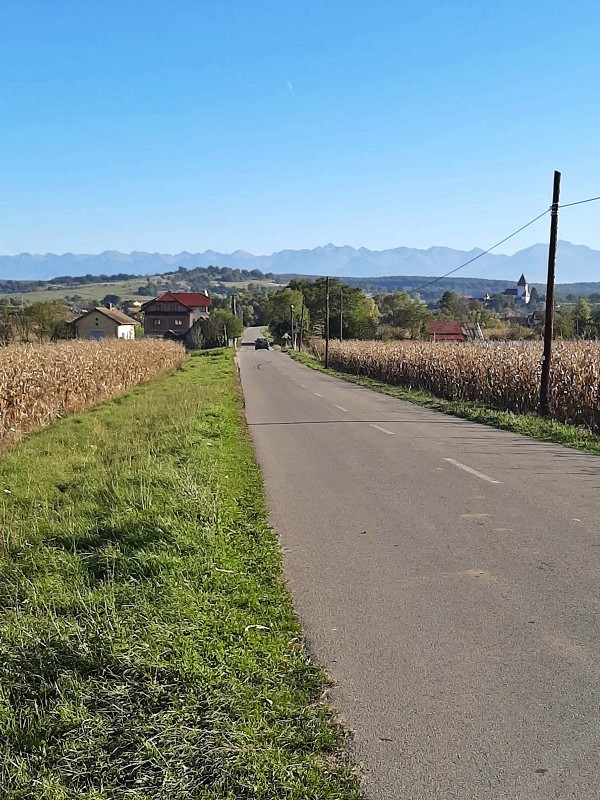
[410,208,551,295]
[559,195,600,208]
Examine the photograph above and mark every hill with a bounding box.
[2,265,600,307]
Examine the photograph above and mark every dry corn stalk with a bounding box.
[0,339,186,450]
[312,339,600,431]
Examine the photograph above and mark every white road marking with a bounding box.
[335,405,349,412]
[444,458,501,485]
[300,383,307,388]
[370,423,395,436]
[314,392,323,397]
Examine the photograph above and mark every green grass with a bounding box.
[290,351,600,456]
[0,278,155,305]
[0,349,360,799]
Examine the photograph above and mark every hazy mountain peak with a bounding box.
[0,240,598,283]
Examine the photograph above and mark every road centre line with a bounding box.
[334,405,349,412]
[444,458,501,485]
[314,392,323,397]
[369,423,395,436]
[299,383,307,388]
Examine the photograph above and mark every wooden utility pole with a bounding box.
[539,170,561,417]
[299,300,305,352]
[290,304,295,351]
[339,287,343,342]
[325,277,330,368]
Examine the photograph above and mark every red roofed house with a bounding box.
[426,320,467,342]
[141,292,212,339]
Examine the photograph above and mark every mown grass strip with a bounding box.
[0,349,361,800]
[290,351,600,456]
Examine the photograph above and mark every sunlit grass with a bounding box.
[0,349,360,799]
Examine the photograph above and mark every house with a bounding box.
[141,292,212,338]
[427,321,467,342]
[73,306,139,340]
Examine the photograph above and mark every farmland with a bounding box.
[0,339,185,450]
[312,339,600,432]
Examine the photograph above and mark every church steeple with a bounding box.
[516,274,530,303]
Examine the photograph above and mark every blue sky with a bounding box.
[1,0,599,257]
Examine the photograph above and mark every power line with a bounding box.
[410,208,551,295]
[559,195,600,208]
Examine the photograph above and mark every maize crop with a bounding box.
[313,339,600,431]
[0,338,186,450]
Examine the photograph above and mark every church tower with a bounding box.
[516,274,530,304]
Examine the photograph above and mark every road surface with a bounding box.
[239,328,600,799]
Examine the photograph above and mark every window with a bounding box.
[174,319,183,326]
[153,318,162,326]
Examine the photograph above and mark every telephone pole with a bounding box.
[325,277,330,368]
[339,287,343,342]
[539,170,561,417]
[299,300,305,352]
[290,304,295,351]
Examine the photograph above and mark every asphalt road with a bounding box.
[239,327,600,800]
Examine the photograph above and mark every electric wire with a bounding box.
[410,208,551,295]
[559,195,600,209]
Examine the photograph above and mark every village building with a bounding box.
[426,320,484,342]
[73,306,139,340]
[140,292,212,339]
[503,274,532,306]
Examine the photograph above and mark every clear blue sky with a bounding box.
[1,0,599,256]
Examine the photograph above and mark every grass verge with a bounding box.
[0,349,361,799]
[290,351,600,456]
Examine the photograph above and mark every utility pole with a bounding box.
[539,170,561,417]
[325,277,330,368]
[339,287,343,342]
[231,294,236,317]
[299,300,305,352]
[290,303,295,351]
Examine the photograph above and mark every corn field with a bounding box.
[313,339,600,432]
[0,339,185,449]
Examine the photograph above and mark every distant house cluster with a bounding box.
[72,291,213,343]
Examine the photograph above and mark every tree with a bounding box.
[590,305,600,339]
[101,294,122,308]
[25,301,69,343]
[571,298,591,337]
[286,278,377,340]
[199,309,244,348]
[553,310,575,339]
[438,290,468,320]
[374,291,431,338]
[265,288,309,341]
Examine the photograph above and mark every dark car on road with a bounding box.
[255,338,269,350]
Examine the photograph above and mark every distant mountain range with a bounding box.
[1,240,599,284]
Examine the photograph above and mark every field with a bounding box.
[0,276,283,306]
[312,339,600,432]
[0,339,185,449]
[0,349,360,799]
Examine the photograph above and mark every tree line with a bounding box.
[0,300,72,345]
